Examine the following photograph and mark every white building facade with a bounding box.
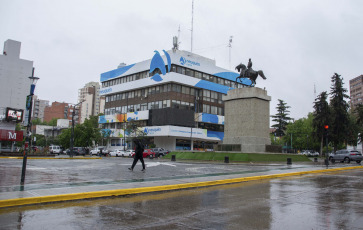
[0,39,33,149]
[0,39,33,113]
[78,82,101,124]
[99,49,251,151]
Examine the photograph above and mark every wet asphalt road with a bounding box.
[0,157,362,229]
[0,156,315,192]
[0,169,362,230]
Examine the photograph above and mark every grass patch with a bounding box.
[164,152,310,162]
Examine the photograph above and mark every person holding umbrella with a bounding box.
[129,139,145,171]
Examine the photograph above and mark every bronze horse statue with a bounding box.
[235,58,266,86]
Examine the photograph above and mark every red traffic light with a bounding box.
[324,125,329,129]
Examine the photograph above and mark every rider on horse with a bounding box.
[235,58,266,86]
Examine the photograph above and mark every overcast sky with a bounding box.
[1,0,362,121]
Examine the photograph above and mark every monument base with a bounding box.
[222,87,271,153]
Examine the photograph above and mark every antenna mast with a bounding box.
[191,0,194,53]
[228,36,233,70]
[178,25,181,42]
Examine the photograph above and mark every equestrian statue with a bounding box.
[235,58,266,87]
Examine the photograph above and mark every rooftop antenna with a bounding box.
[173,25,181,52]
[191,0,194,53]
[178,25,181,42]
[173,36,179,51]
[228,36,233,70]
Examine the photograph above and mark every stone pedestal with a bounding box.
[223,87,271,153]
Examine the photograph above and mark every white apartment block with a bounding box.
[78,82,101,123]
[0,39,33,112]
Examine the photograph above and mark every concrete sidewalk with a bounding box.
[0,157,362,208]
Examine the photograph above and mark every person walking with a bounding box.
[129,139,145,171]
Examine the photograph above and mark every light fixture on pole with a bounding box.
[21,68,39,184]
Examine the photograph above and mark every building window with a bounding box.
[203,104,211,113]
[185,68,194,77]
[176,66,185,75]
[163,100,170,108]
[141,103,148,111]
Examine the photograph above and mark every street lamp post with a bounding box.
[70,101,84,158]
[21,68,39,184]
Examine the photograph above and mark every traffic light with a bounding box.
[324,125,329,137]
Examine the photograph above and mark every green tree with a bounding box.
[329,73,350,151]
[346,112,359,147]
[312,91,330,155]
[271,99,292,137]
[123,119,147,147]
[58,128,71,149]
[285,113,317,151]
[354,105,363,150]
[32,118,47,125]
[58,115,101,148]
[47,118,59,126]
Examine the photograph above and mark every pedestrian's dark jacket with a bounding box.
[135,141,144,157]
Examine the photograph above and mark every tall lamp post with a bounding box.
[70,100,84,158]
[21,68,39,184]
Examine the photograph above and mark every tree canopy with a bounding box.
[58,115,101,148]
[271,99,292,137]
[329,73,350,150]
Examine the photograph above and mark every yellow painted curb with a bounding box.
[0,165,362,208]
[0,157,101,160]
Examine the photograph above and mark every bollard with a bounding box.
[314,157,318,162]
[324,159,329,167]
[287,158,292,165]
[224,156,229,163]
[171,155,176,161]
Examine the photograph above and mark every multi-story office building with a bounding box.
[99,49,250,151]
[350,75,363,109]
[78,82,101,124]
[32,95,49,122]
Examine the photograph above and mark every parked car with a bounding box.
[66,147,86,156]
[49,145,61,154]
[109,149,123,157]
[90,146,110,156]
[152,147,170,157]
[301,150,319,157]
[329,150,362,163]
[110,149,133,157]
[132,149,156,159]
[123,150,133,157]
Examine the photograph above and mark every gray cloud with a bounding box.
[1,0,362,121]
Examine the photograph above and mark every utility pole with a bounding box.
[21,68,39,184]
[191,0,194,53]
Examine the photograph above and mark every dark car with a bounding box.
[66,147,86,156]
[329,150,362,163]
[152,148,170,157]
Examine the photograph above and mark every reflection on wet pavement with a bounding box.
[0,165,362,229]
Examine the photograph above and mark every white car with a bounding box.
[123,150,133,157]
[109,149,133,157]
[90,146,109,156]
[109,149,123,157]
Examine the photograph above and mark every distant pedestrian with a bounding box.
[129,139,145,171]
